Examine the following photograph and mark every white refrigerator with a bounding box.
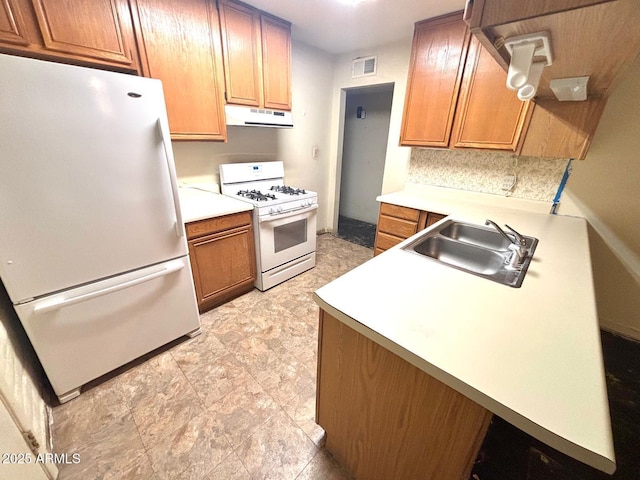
[0,54,201,403]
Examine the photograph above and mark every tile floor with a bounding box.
[52,234,373,480]
[51,232,640,480]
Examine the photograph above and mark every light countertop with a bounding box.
[314,187,614,474]
[178,186,253,223]
[378,183,556,216]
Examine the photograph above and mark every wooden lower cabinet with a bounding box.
[186,211,256,312]
[374,202,445,256]
[316,310,492,480]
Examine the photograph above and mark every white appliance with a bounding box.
[0,54,201,403]
[219,162,317,290]
[224,104,294,128]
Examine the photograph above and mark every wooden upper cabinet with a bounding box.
[400,13,470,147]
[468,0,616,31]
[451,35,532,151]
[464,0,640,159]
[132,0,227,141]
[0,0,140,71]
[218,0,292,110]
[400,12,531,153]
[465,0,628,97]
[260,14,291,110]
[31,0,135,66]
[218,0,262,106]
[520,97,607,160]
[0,0,29,46]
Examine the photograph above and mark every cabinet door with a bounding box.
[400,13,470,147]
[188,224,256,311]
[218,0,262,106]
[30,0,136,66]
[0,0,29,46]
[426,212,446,227]
[134,0,227,141]
[260,13,291,110]
[521,97,607,160]
[451,36,532,151]
[317,310,492,480]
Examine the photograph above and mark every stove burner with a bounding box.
[270,185,307,195]
[237,189,276,201]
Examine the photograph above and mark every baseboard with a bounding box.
[562,192,640,285]
[600,319,640,343]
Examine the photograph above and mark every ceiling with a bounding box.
[238,0,466,55]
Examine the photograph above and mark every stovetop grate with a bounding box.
[237,189,277,201]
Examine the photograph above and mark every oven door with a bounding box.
[257,204,318,272]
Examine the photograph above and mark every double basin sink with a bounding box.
[402,219,538,288]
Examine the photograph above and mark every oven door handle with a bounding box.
[259,204,318,223]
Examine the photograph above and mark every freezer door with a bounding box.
[0,54,186,303]
[14,257,200,401]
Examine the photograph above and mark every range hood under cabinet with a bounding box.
[224,105,293,128]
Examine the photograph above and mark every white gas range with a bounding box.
[219,161,318,291]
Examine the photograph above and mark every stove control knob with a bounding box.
[278,206,283,212]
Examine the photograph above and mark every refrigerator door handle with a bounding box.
[33,261,185,315]
[157,118,185,238]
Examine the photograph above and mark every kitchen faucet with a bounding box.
[485,220,528,267]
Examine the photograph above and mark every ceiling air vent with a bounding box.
[352,55,377,78]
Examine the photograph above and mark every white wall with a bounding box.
[173,41,335,231]
[564,58,640,340]
[174,38,414,234]
[277,42,334,225]
[340,86,394,224]
[326,39,414,231]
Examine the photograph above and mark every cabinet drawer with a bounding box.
[426,213,446,227]
[375,231,406,252]
[378,215,419,239]
[379,203,421,222]
[186,211,252,239]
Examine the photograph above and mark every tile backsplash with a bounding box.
[408,148,570,202]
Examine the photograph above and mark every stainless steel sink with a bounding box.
[412,237,505,275]
[402,219,538,288]
[438,222,514,251]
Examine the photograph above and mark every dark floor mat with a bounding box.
[336,215,376,249]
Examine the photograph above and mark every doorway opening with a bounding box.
[337,83,394,248]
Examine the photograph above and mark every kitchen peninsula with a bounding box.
[313,187,614,479]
